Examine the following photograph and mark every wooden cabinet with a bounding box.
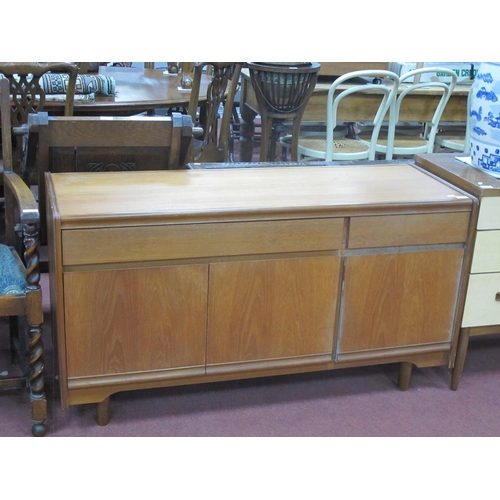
[415,153,500,389]
[46,163,475,424]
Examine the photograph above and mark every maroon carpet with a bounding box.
[1,270,499,437]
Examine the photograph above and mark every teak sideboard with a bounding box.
[46,163,477,425]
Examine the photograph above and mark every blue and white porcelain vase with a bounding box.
[470,62,500,177]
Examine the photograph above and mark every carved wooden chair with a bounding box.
[26,111,195,243]
[246,62,321,161]
[187,62,243,163]
[0,78,46,436]
[0,62,78,181]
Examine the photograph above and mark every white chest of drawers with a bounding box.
[416,153,500,389]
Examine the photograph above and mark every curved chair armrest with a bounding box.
[3,171,40,225]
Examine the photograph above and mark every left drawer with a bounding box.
[62,218,345,266]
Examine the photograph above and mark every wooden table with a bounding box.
[46,162,475,425]
[44,66,211,116]
[415,153,500,390]
[239,72,470,161]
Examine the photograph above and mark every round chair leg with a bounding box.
[32,421,46,437]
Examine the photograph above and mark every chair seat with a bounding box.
[358,130,428,149]
[280,125,348,160]
[298,136,370,157]
[435,133,466,148]
[0,244,27,295]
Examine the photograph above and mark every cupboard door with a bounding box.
[63,265,208,377]
[337,249,464,358]
[207,256,341,367]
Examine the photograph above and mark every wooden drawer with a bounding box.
[471,230,500,273]
[462,273,500,327]
[478,197,500,230]
[62,218,345,266]
[348,212,470,249]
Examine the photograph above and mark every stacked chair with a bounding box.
[433,82,473,153]
[187,62,242,163]
[296,70,400,161]
[0,62,78,181]
[357,67,458,158]
[0,77,46,436]
[247,62,321,161]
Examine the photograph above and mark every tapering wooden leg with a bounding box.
[398,362,413,391]
[96,397,111,426]
[451,327,471,391]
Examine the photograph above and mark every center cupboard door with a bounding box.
[206,255,342,374]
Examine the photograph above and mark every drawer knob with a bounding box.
[496,292,500,302]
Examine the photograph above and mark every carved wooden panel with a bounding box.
[49,147,172,173]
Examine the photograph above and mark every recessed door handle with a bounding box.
[496,292,500,302]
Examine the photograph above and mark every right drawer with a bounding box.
[462,273,500,327]
[348,212,470,249]
[478,197,500,230]
[470,230,500,273]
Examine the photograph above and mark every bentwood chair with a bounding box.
[0,62,78,180]
[247,62,321,161]
[187,62,243,163]
[297,70,400,161]
[0,78,46,437]
[433,83,473,153]
[358,67,458,157]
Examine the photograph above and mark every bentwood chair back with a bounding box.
[247,62,321,161]
[187,62,243,163]
[434,82,473,153]
[297,70,400,161]
[0,77,46,437]
[358,67,458,157]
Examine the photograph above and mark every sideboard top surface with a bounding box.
[47,163,472,225]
